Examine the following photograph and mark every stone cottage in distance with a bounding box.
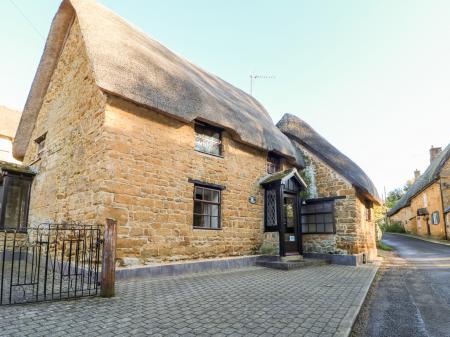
[12,0,379,267]
[388,145,450,240]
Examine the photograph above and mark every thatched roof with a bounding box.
[0,106,21,139]
[388,143,450,216]
[14,0,302,167]
[277,113,380,204]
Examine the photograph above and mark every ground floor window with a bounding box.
[0,173,32,231]
[301,198,335,234]
[431,211,440,225]
[193,185,221,229]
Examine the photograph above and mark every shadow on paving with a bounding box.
[351,234,450,337]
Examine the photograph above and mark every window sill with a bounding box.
[193,226,222,231]
[195,150,224,159]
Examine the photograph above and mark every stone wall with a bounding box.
[23,20,107,226]
[294,144,377,259]
[440,159,450,239]
[100,96,271,264]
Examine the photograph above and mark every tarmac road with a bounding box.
[352,233,450,337]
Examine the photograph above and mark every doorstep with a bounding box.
[256,255,328,270]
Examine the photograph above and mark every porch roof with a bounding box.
[259,168,307,187]
[0,160,34,176]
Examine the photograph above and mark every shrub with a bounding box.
[383,221,406,233]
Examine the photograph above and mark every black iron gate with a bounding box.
[0,224,103,305]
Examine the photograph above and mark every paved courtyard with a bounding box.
[0,264,377,337]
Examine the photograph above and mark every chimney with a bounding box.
[414,169,421,181]
[430,146,442,163]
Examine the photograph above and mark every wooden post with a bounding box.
[101,218,117,297]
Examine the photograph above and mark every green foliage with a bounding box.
[259,242,278,255]
[377,241,393,251]
[385,182,412,209]
[383,221,406,233]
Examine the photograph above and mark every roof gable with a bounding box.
[277,113,380,204]
[14,0,302,167]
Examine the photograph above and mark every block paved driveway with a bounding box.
[0,264,377,337]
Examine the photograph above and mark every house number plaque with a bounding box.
[248,196,257,204]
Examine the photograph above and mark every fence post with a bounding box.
[101,218,117,297]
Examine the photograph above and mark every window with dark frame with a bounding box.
[266,154,281,174]
[301,200,335,234]
[365,206,371,221]
[35,132,47,157]
[0,174,32,231]
[431,211,440,225]
[194,123,222,156]
[193,185,221,229]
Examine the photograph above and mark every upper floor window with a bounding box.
[34,132,47,157]
[195,123,222,156]
[193,185,221,229]
[267,153,281,174]
[365,206,371,221]
[431,211,440,224]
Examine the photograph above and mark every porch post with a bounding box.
[276,182,285,256]
[101,218,117,297]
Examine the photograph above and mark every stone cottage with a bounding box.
[277,114,380,261]
[0,106,22,164]
[388,145,450,240]
[12,0,379,266]
[13,0,307,265]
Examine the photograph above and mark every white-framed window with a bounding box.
[431,211,440,225]
[34,132,47,157]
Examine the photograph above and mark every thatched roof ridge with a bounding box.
[388,143,450,216]
[13,0,302,167]
[277,113,380,204]
[0,106,21,139]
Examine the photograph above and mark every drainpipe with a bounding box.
[439,178,448,240]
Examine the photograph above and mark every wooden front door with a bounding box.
[283,193,299,255]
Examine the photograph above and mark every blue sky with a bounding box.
[1,0,449,196]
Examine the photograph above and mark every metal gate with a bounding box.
[0,223,103,305]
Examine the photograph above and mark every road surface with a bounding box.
[352,233,450,337]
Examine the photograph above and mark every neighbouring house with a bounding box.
[0,106,22,164]
[388,145,450,240]
[0,106,34,230]
[11,0,378,267]
[277,114,380,261]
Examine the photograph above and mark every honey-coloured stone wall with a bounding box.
[23,19,107,226]
[295,145,377,260]
[100,96,270,263]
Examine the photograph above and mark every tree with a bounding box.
[385,182,412,209]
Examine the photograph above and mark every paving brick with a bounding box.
[0,264,376,336]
